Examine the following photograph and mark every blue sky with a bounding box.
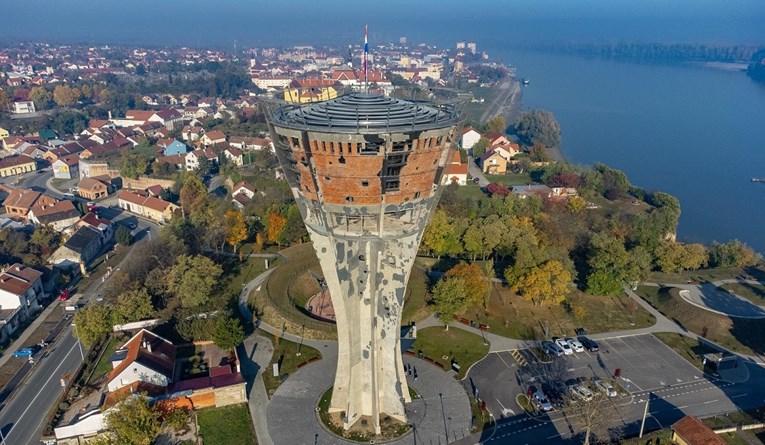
[1,0,763,46]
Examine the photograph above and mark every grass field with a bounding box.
[719,282,765,306]
[257,329,322,395]
[484,172,533,186]
[401,267,432,325]
[464,286,654,340]
[86,335,124,385]
[410,326,489,379]
[197,403,257,445]
[635,285,765,355]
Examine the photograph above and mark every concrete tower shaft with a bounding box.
[266,91,462,434]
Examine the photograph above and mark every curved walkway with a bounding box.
[671,283,765,319]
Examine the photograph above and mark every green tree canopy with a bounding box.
[213,315,245,351]
[102,394,162,445]
[167,255,223,307]
[445,263,489,307]
[73,305,113,346]
[431,276,469,330]
[513,260,571,306]
[113,288,155,324]
[514,110,561,147]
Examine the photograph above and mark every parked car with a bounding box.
[565,337,584,353]
[554,338,573,355]
[87,201,97,212]
[12,346,38,358]
[570,383,594,402]
[541,340,563,357]
[594,379,617,397]
[531,389,554,412]
[58,289,71,301]
[127,221,137,230]
[578,336,599,352]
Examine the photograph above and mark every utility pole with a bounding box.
[72,323,85,361]
[639,395,650,438]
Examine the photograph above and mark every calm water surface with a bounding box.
[487,47,765,253]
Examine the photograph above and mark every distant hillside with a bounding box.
[522,42,763,65]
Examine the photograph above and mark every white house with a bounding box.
[460,127,482,150]
[231,181,257,209]
[185,148,218,171]
[106,329,176,392]
[12,101,36,115]
[0,264,44,343]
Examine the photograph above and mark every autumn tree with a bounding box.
[213,314,245,351]
[422,209,460,258]
[223,210,248,252]
[431,276,469,330]
[567,196,586,213]
[656,242,708,272]
[29,86,52,110]
[167,255,223,307]
[0,88,10,112]
[53,85,81,107]
[266,211,287,245]
[73,305,113,346]
[708,240,761,268]
[485,115,507,134]
[102,394,162,445]
[112,288,155,324]
[445,263,489,307]
[513,260,571,306]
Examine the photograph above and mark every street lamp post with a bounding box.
[71,323,85,361]
[296,324,305,356]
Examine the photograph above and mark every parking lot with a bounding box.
[465,334,704,421]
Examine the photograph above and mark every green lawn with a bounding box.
[455,184,488,201]
[225,255,276,298]
[719,282,765,306]
[635,285,765,355]
[466,286,654,340]
[410,326,489,379]
[401,268,432,325]
[257,329,322,395]
[197,404,256,445]
[86,335,123,385]
[618,428,672,444]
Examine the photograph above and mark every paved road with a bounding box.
[0,328,83,444]
[669,282,765,319]
[479,80,513,124]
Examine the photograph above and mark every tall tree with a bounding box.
[431,276,469,330]
[514,110,561,147]
[53,85,81,107]
[445,263,489,307]
[513,260,571,306]
[113,288,155,324]
[485,115,507,134]
[179,174,208,218]
[586,233,632,296]
[223,210,248,252]
[167,255,223,307]
[266,211,287,246]
[72,305,113,346]
[102,394,162,445]
[29,86,52,110]
[213,315,245,351]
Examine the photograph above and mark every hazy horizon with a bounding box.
[1,0,764,48]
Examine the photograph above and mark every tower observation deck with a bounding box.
[265,90,464,434]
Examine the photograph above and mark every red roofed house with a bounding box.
[441,153,469,186]
[118,190,179,223]
[52,154,80,179]
[201,130,226,146]
[4,188,56,220]
[185,148,218,171]
[77,176,113,200]
[106,329,177,392]
[671,415,726,445]
[0,264,45,343]
[231,181,257,210]
[28,200,81,232]
[224,147,243,166]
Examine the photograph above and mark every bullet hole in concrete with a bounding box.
[339,156,346,164]
[359,254,366,261]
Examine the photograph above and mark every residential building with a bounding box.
[159,139,188,156]
[201,130,226,146]
[117,190,179,223]
[3,189,56,220]
[230,136,272,151]
[106,329,177,392]
[224,147,243,166]
[231,181,257,209]
[480,150,508,174]
[491,143,520,161]
[0,155,36,177]
[0,264,45,343]
[77,176,112,200]
[671,416,726,445]
[460,127,482,150]
[12,100,36,114]
[48,226,105,273]
[512,184,554,199]
[73,212,114,243]
[52,154,80,179]
[0,127,9,142]
[441,160,468,186]
[28,200,81,231]
[185,147,218,171]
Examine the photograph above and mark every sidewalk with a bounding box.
[0,299,62,370]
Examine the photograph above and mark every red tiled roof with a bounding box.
[106,329,176,389]
[232,181,256,194]
[0,155,35,169]
[0,264,42,296]
[672,416,726,445]
[445,163,468,175]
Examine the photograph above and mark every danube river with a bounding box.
[489,47,765,254]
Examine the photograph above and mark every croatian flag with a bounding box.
[363,25,368,88]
